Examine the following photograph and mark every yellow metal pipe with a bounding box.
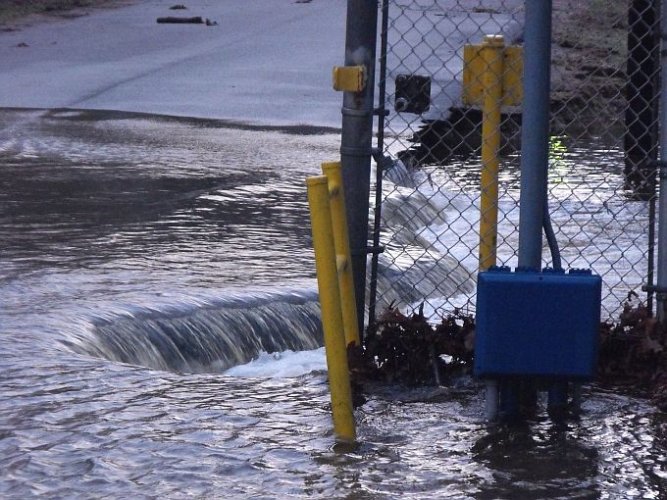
[321,161,360,347]
[478,34,504,271]
[306,175,356,442]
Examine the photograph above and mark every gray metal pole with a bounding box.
[340,0,378,339]
[517,0,552,269]
[656,0,667,322]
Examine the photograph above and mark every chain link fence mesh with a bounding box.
[371,0,659,321]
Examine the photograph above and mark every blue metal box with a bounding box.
[474,267,602,379]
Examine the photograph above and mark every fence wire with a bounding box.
[371,0,660,321]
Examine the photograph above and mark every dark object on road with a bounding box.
[157,16,203,24]
[169,4,187,9]
[156,16,217,26]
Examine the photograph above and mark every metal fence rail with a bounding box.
[370,0,659,321]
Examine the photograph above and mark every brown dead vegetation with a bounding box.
[353,296,667,412]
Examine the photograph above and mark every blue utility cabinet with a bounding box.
[474,267,602,379]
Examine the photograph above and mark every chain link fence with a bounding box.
[370,0,660,321]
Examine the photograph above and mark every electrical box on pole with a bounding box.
[475,267,601,379]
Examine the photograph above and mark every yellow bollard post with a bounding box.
[478,34,504,271]
[306,175,356,442]
[321,161,360,347]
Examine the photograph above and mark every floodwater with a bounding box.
[1,108,666,498]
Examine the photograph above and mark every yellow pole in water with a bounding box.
[306,175,356,442]
[321,161,360,347]
[478,34,504,271]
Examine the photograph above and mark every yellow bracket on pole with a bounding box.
[332,65,366,92]
[463,35,523,271]
[321,162,360,347]
[306,175,356,442]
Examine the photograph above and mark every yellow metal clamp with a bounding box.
[306,175,356,442]
[332,65,366,92]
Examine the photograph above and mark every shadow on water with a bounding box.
[472,421,600,499]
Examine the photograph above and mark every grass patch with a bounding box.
[0,0,116,25]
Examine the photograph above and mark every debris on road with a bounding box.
[156,16,217,26]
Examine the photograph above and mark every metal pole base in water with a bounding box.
[486,379,579,422]
[485,380,499,421]
[547,382,570,421]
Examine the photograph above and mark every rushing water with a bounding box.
[1,108,666,498]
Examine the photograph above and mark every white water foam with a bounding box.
[224,347,327,378]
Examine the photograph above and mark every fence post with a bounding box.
[339,0,379,340]
[656,0,667,323]
[624,0,660,199]
[518,0,552,270]
[502,0,552,419]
